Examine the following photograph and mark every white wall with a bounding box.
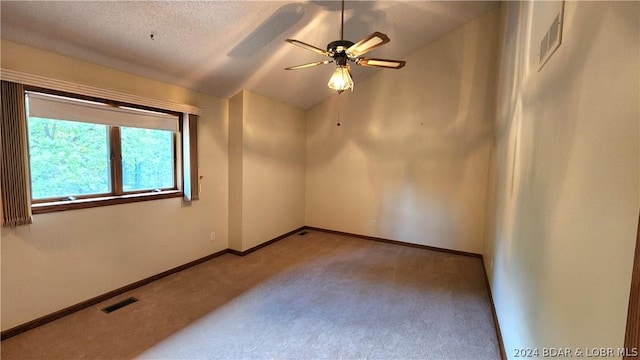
[305,10,500,254]
[0,40,230,330]
[229,90,306,251]
[485,2,639,357]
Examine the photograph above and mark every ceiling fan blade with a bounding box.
[285,39,328,56]
[285,60,333,70]
[346,32,390,57]
[356,57,406,69]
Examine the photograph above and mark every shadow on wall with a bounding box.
[485,1,631,350]
[306,17,496,164]
[491,0,604,265]
[239,91,305,165]
[306,10,498,249]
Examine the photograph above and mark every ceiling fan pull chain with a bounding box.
[336,92,342,127]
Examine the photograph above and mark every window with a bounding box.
[25,90,182,212]
[120,127,175,192]
[28,117,111,199]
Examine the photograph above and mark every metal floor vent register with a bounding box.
[101,297,138,314]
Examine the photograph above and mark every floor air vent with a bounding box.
[298,231,309,236]
[101,297,138,314]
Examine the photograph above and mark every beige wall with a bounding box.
[1,40,306,330]
[485,2,639,357]
[4,3,637,350]
[228,91,244,251]
[229,90,306,251]
[305,10,499,254]
[1,40,230,330]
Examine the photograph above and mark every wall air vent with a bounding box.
[101,297,138,314]
[538,2,565,71]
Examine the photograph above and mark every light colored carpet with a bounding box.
[1,230,501,359]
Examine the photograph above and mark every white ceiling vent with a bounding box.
[538,2,565,71]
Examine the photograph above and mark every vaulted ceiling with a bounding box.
[1,1,499,109]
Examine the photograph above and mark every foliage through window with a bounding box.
[25,90,179,206]
[28,118,111,199]
[120,127,175,193]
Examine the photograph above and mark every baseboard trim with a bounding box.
[307,226,505,359]
[228,226,306,256]
[0,249,230,341]
[480,257,507,360]
[305,226,482,258]
[2,225,495,344]
[2,227,306,340]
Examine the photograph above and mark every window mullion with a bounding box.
[110,126,123,195]
[24,87,182,211]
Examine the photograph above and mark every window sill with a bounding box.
[32,190,183,214]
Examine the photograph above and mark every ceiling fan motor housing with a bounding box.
[328,40,354,66]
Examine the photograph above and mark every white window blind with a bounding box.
[26,91,178,132]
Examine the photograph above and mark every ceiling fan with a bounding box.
[284,0,406,93]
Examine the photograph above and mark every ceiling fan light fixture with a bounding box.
[284,0,405,94]
[327,65,354,93]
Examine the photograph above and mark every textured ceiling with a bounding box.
[1,1,499,109]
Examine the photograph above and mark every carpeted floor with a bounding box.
[1,230,501,359]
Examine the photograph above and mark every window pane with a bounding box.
[27,117,111,199]
[120,127,174,192]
